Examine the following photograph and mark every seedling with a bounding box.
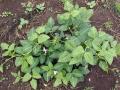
[104,20,113,29]
[21,1,45,13]
[36,3,45,12]
[87,1,96,9]
[21,1,34,13]
[0,11,13,17]
[115,2,120,14]
[18,18,29,30]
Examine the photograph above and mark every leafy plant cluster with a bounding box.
[21,1,45,13]
[18,18,29,30]
[0,1,119,90]
[0,11,13,17]
[114,2,120,14]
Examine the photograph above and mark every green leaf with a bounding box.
[64,64,73,72]
[20,40,32,46]
[32,72,41,79]
[41,66,49,71]
[32,67,41,73]
[92,38,101,51]
[84,52,96,65]
[2,51,10,56]
[0,65,3,73]
[105,49,116,65]
[72,46,84,57]
[54,78,62,87]
[21,61,29,73]
[38,34,50,44]
[64,1,74,11]
[15,57,24,67]
[27,28,38,41]
[22,73,31,82]
[26,55,34,65]
[1,43,9,50]
[102,41,109,50]
[11,72,18,77]
[36,26,45,34]
[8,43,15,51]
[99,49,116,65]
[32,45,41,56]
[88,27,97,38]
[58,51,71,62]
[13,77,21,84]
[70,76,78,87]
[39,55,46,64]
[45,17,55,33]
[15,45,32,55]
[69,57,82,65]
[30,79,37,90]
[99,61,108,72]
[116,43,120,55]
[54,63,65,71]
[72,69,83,78]
[48,62,54,69]
[62,76,68,85]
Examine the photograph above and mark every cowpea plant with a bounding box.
[0,0,119,89]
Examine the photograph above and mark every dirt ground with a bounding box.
[0,0,120,90]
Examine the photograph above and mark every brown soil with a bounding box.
[0,0,120,90]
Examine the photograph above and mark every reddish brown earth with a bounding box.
[0,0,120,90]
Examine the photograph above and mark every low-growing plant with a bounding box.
[115,2,120,14]
[35,3,45,12]
[0,11,13,17]
[87,1,96,9]
[0,0,119,90]
[21,1,45,13]
[21,1,34,13]
[104,20,113,29]
[18,18,29,30]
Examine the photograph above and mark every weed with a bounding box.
[115,2,120,14]
[104,20,113,29]
[87,1,96,9]
[18,18,29,30]
[0,11,13,17]
[21,1,34,13]
[36,3,45,12]
[21,1,45,13]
